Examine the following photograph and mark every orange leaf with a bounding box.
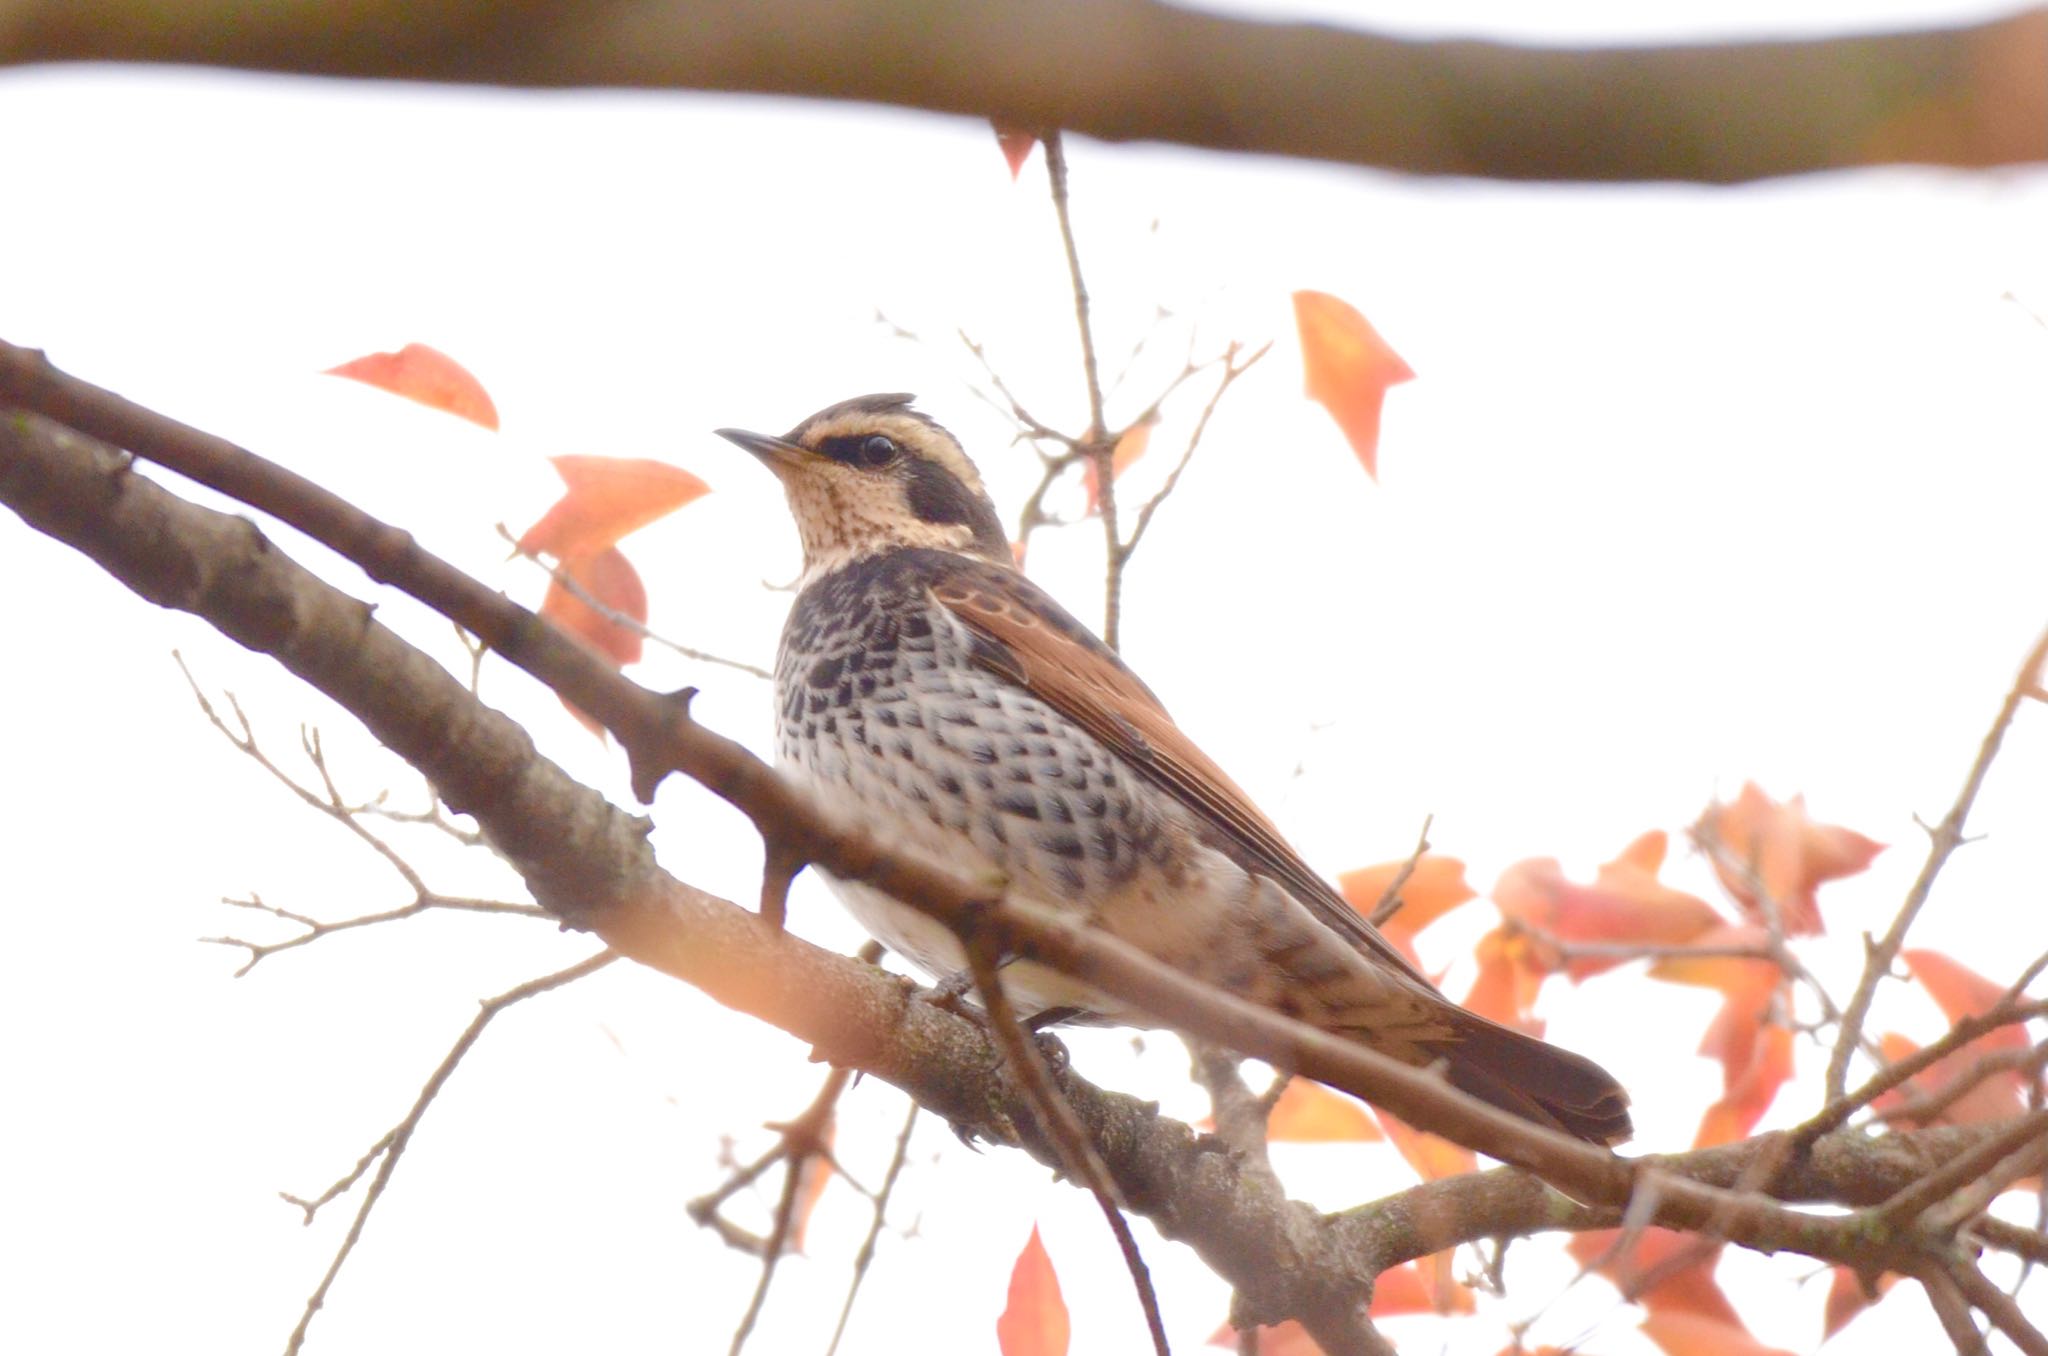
[542,546,646,733]
[1208,1320,1322,1355]
[1494,832,1723,981]
[1338,855,1477,963]
[1693,782,1883,935]
[1293,289,1413,479]
[1567,1227,1740,1326]
[1693,1020,1793,1148]
[1375,1109,1475,1184]
[993,122,1038,179]
[1648,923,1786,1106]
[1461,926,1548,1037]
[518,455,711,559]
[1902,950,2026,1047]
[1823,1266,1897,1338]
[325,343,500,429]
[1874,1031,2029,1129]
[1081,419,1155,516]
[1265,1079,1384,1143]
[1638,1311,1794,1356]
[997,1225,1069,1356]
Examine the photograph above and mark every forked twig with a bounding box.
[281,951,615,1356]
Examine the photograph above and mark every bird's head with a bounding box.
[719,394,1012,577]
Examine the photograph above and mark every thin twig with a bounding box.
[727,1133,810,1356]
[825,1097,920,1356]
[1041,130,1122,649]
[963,932,1170,1356]
[1827,621,2048,1100]
[1119,340,1269,559]
[204,891,546,975]
[1800,993,2048,1143]
[281,950,616,1356]
[1367,814,1436,928]
[500,525,773,681]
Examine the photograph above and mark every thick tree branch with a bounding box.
[0,0,2041,182]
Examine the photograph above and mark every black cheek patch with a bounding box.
[902,458,1011,559]
[902,456,980,525]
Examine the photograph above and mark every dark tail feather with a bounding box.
[1431,1016,1633,1146]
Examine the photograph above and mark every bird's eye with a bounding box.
[858,434,899,468]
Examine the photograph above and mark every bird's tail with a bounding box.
[1424,1013,1633,1146]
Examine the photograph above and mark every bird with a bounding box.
[720,393,1632,1145]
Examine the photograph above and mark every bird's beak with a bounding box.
[716,427,810,473]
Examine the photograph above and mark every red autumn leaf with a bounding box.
[542,546,647,734]
[325,343,500,429]
[1874,1031,2029,1129]
[1461,926,1548,1037]
[1338,855,1477,964]
[518,455,711,559]
[997,1225,1069,1356]
[1264,1079,1384,1143]
[1693,782,1883,935]
[1376,1109,1475,1185]
[1901,949,2026,1045]
[1638,1311,1794,1356]
[1293,289,1414,479]
[1494,831,1724,981]
[1081,419,1155,517]
[1208,1320,1322,1355]
[1649,924,1788,1122]
[1693,1020,1794,1148]
[542,546,646,667]
[1567,1227,1740,1326]
[1823,1266,1898,1338]
[993,122,1038,179]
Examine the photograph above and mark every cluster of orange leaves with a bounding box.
[1001,783,2037,1356]
[326,342,709,732]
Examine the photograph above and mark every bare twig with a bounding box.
[824,1096,921,1356]
[1367,814,1435,928]
[1827,622,2048,1100]
[204,891,545,975]
[501,526,773,680]
[1119,340,1269,559]
[962,932,1171,1356]
[280,950,615,1356]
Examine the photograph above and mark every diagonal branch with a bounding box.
[1825,622,2048,1100]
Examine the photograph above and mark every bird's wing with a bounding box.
[928,561,1432,988]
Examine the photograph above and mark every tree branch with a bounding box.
[0,0,2040,182]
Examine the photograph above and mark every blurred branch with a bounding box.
[0,1,2040,182]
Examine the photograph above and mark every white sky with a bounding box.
[2,5,2045,1355]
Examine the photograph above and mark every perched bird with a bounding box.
[721,394,1631,1145]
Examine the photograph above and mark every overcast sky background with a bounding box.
[4,3,2046,1354]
